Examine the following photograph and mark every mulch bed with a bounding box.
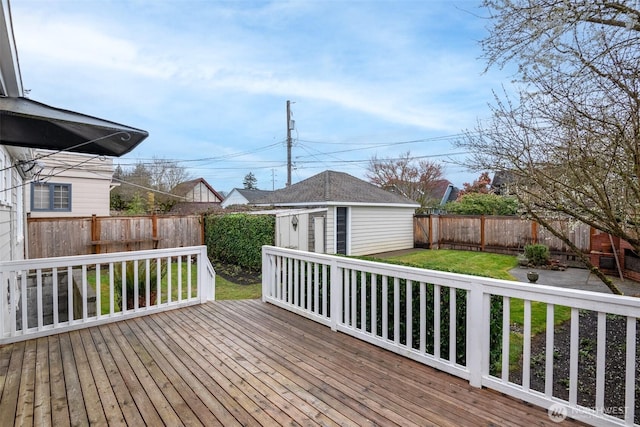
[214,261,261,285]
[510,311,639,423]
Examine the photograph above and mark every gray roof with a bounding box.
[234,188,272,202]
[253,170,419,206]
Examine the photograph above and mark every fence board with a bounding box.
[27,215,203,259]
[414,215,591,257]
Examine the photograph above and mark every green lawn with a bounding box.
[88,262,197,314]
[215,275,261,300]
[372,249,572,368]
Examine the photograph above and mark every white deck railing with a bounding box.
[262,245,640,427]
[0,245,215,344]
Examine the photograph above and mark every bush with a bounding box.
[524,244,550,266]
[444,193,519,215]
[205,213,275,271]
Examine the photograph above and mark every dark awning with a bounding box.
[0,96,149,157]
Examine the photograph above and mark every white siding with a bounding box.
[26,151,113,217]
[0,146,26,261]
[220,190,248,208]
[348,206,415,256]
[187,182,221,202]
[325,207,335,254]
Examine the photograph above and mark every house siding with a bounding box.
[0,147,26,262]
[26,151,113,218]
[220,190,248,208]
[349,206,415,256]
[187,182,222,203]
[326,207,335,254]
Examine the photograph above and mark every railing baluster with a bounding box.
[501,296,510,382]
[394,277,400,344]
[67,267,73,323]
[187,255,192,299]
[36,269,43,330]
[360,271,366,332]
[322,264,327,317]
[109,263,114,315]
[306,262,312,311]
[96,264,101,319]
[371,273,377,337]
[20,270,28,332]
[449,287,456,363]
[82,265,88,321]
[313,263,319,315]
[434,284,441,359]
[134,260,139,310]
[545,303,554,395]
[177,256,182,303]
[121,261,127,311]
[156,257,161,305]
[569,307,579,406]
[351,270,357,329]
[406,280,412,349]
[167,257,172,304]
[419,282,426,354]
[522,300,531,390]
[595,311,606,409]
[145,258,151,308]
[625,316,636,425]
[382,275,388,341]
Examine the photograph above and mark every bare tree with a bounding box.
[457,1,640,294]
[366,151,444,210]
[112,158,192,213]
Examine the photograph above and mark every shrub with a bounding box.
[205,213,275,271]
[114,259,167,309]
[524,244,550,266]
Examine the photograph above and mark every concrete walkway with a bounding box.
[509,266,639,296]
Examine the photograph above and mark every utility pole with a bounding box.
[286,100,293,186]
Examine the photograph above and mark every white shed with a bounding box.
[253,171,419,256]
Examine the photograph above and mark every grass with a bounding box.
[382,249,518,280]
[215,275,261,300]
[373,249,572,369]
[88,262,199,314]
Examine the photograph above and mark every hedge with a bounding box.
[205,213,275,270]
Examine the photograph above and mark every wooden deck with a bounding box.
[0,299,586,426]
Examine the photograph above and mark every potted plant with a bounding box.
[527,271,539,283]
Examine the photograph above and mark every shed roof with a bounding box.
[253,170,419,207]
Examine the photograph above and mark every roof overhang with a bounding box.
[0,96,148,157]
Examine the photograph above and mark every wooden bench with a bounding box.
[90,238,161,253]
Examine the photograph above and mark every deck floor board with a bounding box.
[0,300,587,426]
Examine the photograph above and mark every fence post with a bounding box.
[330,258,341,332]
[467,283,486,388]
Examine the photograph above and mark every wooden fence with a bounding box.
[415,215,591,260]
[27,214,204,259]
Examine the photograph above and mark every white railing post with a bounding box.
[199,246,215,302]
[467,284,485,388]
[262,246,269,303]
[330,258,341,331]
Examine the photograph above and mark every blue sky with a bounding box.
[10,0,513,194]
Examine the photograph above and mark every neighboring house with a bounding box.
[427,179,458,206]
[491,170,514,195]
[221,188,272,208]
[26,149,114,218]
[169,177,223,214]
[252,170,420,256]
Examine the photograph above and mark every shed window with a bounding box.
[31,182,71,211]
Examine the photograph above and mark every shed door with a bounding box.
[336,207,348,255]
